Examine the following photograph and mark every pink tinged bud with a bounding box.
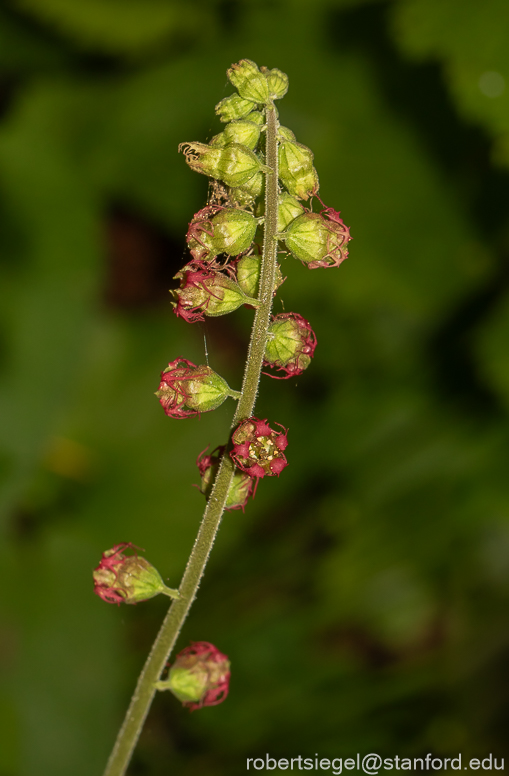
[155,358,240,418]
[260,66,289,100]
[227,59,269,103]
[264,312,317,379]
[282,208,351,269]
[93,543,179,605]
[187,207,258,261]
[215,93,257,122]
[179,142,265,189]
[230,417,289,479]
[278,140,320,200]
[155,641,231,710]
[209,119,262,151]
[197,446,254,511]
[172,262,259,323]
[277,192,305,232]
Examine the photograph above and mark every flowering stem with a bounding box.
[102,102,280,776]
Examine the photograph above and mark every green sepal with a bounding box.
[215,93,256,122]
[228,59,269,103]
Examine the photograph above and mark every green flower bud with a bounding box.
[281,209,351,269]
[236,255,284,298]
[264,313,317,378]
[278,126,296,142]
[197,446,254,511]
[278,140,319,200]
[156,358,240,417]
[187,207,258,261]
[227,59,269,103]
[93,544,180,604]
[215,93,256,122]
[179,142,265,189]
[261,66,289,99]
[173,263,259,322]
[277,192,305,232]
[209,119,261,151]
[247,111,265,126]
[155,642,230,710]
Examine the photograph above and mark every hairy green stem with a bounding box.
[102,102,280,776]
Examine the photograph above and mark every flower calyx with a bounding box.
[155,641,230,711]
[197,446,254,511]
[93,543,179,605]
[172,261,259,323]
[227,59,270,103]
[280,204,351,269]
[179,142,267,190]
[264,313,317,379]
[231,417,288,478]
[156,358,240,418]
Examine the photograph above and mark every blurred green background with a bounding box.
[2,0,509,774]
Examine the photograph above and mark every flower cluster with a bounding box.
[156,641,231,711]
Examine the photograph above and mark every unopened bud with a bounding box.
[261,66,289,100]
[281,207,351,269]
[210,119,262,151]
[215,93,257,122]
[278,140,320,200]
[173,262,259,323]
[197,446,254,511]
[264,313,317,379]
[236,254,284,298]
[277,192,305,232]
[187,207,258,261]
[179,142,265,189]
[155,357,240,418]
[227,59,269,103]
[93,543,179,604]
[155,641,231,710]
[231,417,288,478]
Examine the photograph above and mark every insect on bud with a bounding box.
[231,417,288,478]
[93,543,179,604]
[155,641,231,710]
[264,313,317,379]
[155,358,240,418]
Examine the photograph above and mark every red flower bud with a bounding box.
[155,641,230,711]
[93,543,179,604]
[230,417,288,478]
[156,358,239,418]
[263,313,317,379]
[197,446,254,511]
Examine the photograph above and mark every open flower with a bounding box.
[263,312,317,379]
[155,641,230,711]
[156,358,239,418]
[230,417,288,478]
[93,543,179,604]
